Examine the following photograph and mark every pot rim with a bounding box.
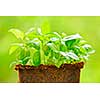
[15,62,84,70]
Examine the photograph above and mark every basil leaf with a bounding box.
[27,39,40,50]
[19,48,30,64]
[25,27,35,35]
[9,29,24,40]
[9,45,18,55]
[32,51,41,66]
[22,57,30,65]
[63,34,82,41]
[63,34,82,48]
[44,45,50,56]
[47,42,58,52]
[66,52,79,60]
[82,44,95,54]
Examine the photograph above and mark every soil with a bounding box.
[15,62,84,83]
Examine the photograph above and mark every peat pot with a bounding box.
[15,62,84,83]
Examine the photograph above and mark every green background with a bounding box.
[0,16,98,82]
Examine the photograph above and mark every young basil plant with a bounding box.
[9,28,95,68]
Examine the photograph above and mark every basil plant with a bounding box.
[9,28,95,68]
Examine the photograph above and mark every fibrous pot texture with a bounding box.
[15,62,84,83]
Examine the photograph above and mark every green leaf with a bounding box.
[25,27,35,35]
[65,39,80,48]
[73,46,86,55]
[63,34,82,41]
[54,52,59,59]
[37,28,42,35]
[59,51,70,63]
[65,39,75,47]
[80,46,87,54]
[59,51,69,60]
[83,56,88,61]
[9,29,24,40]
[52,32,61,39]
[79,40,86,46]
[9,45,18,55]
[19,48,25,60]
[27,38,40,50]
[66,52,79,60]
[60,51,67,57]
[20,49,30,65]
[82,44,95,54]
[11,43,24,47]
[32,51,41,66]
[50,37,59,42]
[60,41,67,51]
[19,48,30,61]
[22,57,30,65]
[9,61,17,68]
[45,32,61,40]
[60,32,67,38]
[44,45,50,56]
[47,42,58,52]
[63,34,82,48]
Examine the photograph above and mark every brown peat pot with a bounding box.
[15,62,84,83]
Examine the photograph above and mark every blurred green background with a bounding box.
[0,16,99,82]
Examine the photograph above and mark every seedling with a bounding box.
[9,28,95,68]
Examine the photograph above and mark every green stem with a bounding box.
[40,40,45,64]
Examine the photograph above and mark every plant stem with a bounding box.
[40,40,45,64]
